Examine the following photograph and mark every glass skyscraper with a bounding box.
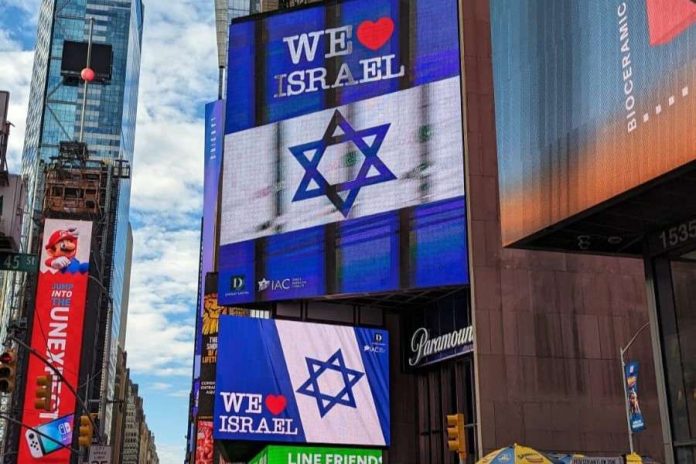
[214,0,259,96]
[11,0,143,449]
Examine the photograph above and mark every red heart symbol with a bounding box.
[357,17,395,51]
[265,394,287,415]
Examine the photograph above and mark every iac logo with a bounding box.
[258,278,290,292]
[274,16,405,98]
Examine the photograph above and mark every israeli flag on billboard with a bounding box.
[214,317,390,447]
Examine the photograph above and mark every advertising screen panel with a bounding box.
[194,101,225,390]
[192,100,226,459]
[219,0,468,304]
[214,317,389,446]
[250,446,382,464]
[18,219,93,463]
[199,273,249,418]
[492,0,696,246]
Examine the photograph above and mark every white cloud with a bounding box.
[0,29,20,52]
[125,224,201,374]
[157,442,187,464]
[149,382,171,391]
[0,0,41,17]
[0,48,33,172]
[169,389,191,398]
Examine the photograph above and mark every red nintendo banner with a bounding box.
[18,219,93,463]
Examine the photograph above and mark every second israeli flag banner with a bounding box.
[214,317,390,447]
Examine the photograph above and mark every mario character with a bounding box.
[44,227,89,274]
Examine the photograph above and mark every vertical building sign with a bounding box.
[625,361,646,432]
[196,420,215,464]
[192,101,224,443]
[18,219,93,462]
[195,100,225,385]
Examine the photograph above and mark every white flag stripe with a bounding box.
[220,76,465,246]
[275,320,385,446]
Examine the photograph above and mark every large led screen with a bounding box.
[214,317,389,446]
[219,0,467,304]
[492,0,696,246]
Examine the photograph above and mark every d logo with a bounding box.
[231,276,245,291]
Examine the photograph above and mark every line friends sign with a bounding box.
[214,318,389,446]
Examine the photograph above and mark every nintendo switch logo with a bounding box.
[646,0,696,45]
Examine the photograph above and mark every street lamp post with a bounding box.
[620,321,650,455]
[87,274,114,442]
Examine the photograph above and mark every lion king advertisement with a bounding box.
[18,219,92,463]
[199,273,249,420]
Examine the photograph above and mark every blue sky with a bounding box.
[0,1,218,461]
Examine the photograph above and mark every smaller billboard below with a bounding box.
[214,318,390,447]
[250,446,382,464]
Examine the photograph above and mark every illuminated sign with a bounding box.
[214,317,389,446]
[492,0,696,245]
[18,219,93,462]
[250,446,382,464]
[408,326,473,368]
[220,0,468,304]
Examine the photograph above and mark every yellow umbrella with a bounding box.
[477,444,554,464]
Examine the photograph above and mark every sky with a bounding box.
[0,1,218,462]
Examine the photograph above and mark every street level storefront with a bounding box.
[490,0,696,462]
[645,223,696,464]
[398,292,476,464]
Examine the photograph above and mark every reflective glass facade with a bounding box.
[214,0,259,87]
[19,0,143,442]
[650,249,696,463]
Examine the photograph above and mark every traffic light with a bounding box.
[0,350,17,393]
[446,413,467,459]
[34,374,53,411]
[78,414,94,448]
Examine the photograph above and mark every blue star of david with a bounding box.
[289,110,396,217]
[296,349,364,417]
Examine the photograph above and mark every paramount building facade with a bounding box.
[189,0,665,463]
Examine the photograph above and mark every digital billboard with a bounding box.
[219,0,468,304]
[194,101,225,393]
[196,420,215,464]
[250,446,382,464]
[192,100,226,460]
[214,318,389,447]
[492,0,696,246]
[199,273,249,418]
[18,219,93,462]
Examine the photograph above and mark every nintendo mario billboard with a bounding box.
[18,219,92,462]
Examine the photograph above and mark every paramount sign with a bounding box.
[408,325,474,368]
